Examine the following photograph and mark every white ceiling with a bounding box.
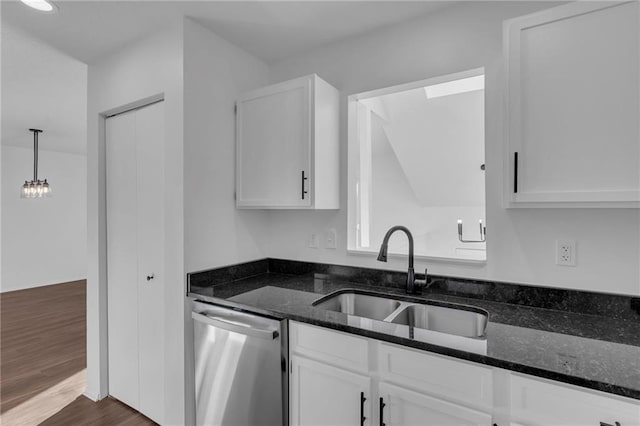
[1,0,453,155]
[1,24,88,154]
[1,1,453,64]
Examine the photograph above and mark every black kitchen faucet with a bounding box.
[377,225,427,294]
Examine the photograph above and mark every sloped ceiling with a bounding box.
[1,24,87,154]
[376,86,485,207]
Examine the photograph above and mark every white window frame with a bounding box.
[346,67,487,264]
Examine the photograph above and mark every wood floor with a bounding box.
[0,280,155,425]
[40,396,156,426]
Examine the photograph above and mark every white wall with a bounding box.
[264,1,640,296]
[1,147,87,292]
[184,19,270,274]
[86,24,185,425]
[86,18,270,424]
[183,18,270,424]
[1,22,88,292]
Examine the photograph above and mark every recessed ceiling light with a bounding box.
[424,75,484,99]
[20,0,58,13]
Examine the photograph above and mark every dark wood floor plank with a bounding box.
[0,280,87,413]
[40,396,156,426]
[1,280,156,425]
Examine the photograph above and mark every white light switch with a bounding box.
[325,228,337,249]
[308,233,319,249]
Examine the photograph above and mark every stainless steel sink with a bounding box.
[312,292,401,321]
[389,303,488,338]
[312,290,489,343]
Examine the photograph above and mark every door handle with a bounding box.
[301,170,308,200]
[360,392,367,426]
[513,152,518,193]
[379,397,386,426]
[191,311,279,340]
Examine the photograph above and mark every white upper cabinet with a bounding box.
[236,74,340,209]
[504,2,640,207]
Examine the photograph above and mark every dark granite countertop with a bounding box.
[188,271,640,401]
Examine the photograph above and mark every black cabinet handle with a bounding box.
[379,397,386,426]
[513,152,518,193]
[301,170,308,200]
[360,392,366,426]
[600,422,621,426]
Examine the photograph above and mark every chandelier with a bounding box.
[21,128,51,198]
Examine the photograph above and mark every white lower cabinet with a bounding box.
[289,321,640,426]
[290,356,370,426]
[379,382,492,426]
[509,374,640,426]
[289,322,493,426]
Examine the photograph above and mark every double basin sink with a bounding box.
[312,290,488,339]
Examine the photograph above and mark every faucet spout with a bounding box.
[377,226,414,267]
[377,226,424,294]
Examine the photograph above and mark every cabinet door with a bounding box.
[237,77,312,208]
[290,356,370,426]
[510,374,640,426]
[379,382,493,426]
[378,342,493,411]
[505,2,640,207]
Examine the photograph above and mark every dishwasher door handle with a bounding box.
[192,311,279,340]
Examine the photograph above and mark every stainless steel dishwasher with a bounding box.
[191,300,288,426]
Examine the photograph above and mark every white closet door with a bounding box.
[106,109,140,410]
[106,101,165,424]
[135,101,165,423]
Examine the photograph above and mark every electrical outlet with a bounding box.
[556,240,576,266]
[325,228,337,249]
[308,233,319,249]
